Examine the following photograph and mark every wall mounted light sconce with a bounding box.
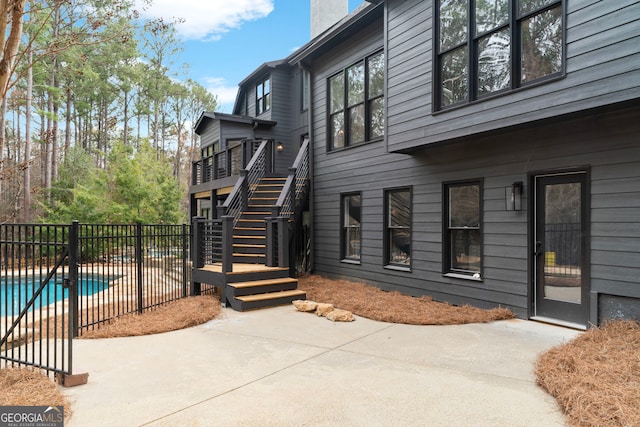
[276,141,284,152]
[505,181,523,211]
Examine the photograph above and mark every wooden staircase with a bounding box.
[223,176,305,311]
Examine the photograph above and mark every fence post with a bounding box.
[136,223,143,314]
[182,223,188,298]
[190,217,203,295]
[68,221,79,342]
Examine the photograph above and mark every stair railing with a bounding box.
[266,138,310,267]
[218,139,272,226]
[192,139,272,275]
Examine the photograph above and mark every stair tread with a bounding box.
[233,244,265,248]
[233,235,265,239]
[229,277,298,289]
[235,289,306,302]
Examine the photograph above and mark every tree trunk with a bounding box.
[23,47,32,223]
[64,86,72,157]
[0,0,27,99]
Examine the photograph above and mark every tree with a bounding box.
[46,142,184,224]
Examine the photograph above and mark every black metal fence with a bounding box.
[1,223,75,379]
[75,223,191,335]
[545,222,582,276]
[1,222,192,378]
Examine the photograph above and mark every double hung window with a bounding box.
[444,181,482,277]
[328,51,385,150]
[341,193,362,261]
[436,0,563,110]
[256,77,271,115]
[385,188,412,267]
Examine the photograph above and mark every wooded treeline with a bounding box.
[0,0,217,224]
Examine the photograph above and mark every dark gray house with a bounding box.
[191,0,640,329]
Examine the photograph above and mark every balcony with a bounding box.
[192,139,268,186]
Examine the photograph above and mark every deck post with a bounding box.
[265,217,275,267]
[277,216,289,269]
[222,215,234,273]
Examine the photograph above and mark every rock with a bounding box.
[315,303,334,317]
[325,309,355,322]
[292,300,318,312]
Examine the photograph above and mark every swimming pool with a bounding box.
[0,275,113,317]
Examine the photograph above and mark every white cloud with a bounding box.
[135,0,274,41]
[204,77,238,113]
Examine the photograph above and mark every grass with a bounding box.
[2,274,639,427]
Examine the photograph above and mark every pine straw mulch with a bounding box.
[297,274,515,324]
[0,367,72,416]
[535,320,640,427]
[78,294,221,338]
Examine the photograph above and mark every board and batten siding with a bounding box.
[384,0,640,153]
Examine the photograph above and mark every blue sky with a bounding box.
[137,0,366,113]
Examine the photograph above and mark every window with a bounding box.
[341,193,362,261]
[256,77,271,115]
[201,143,217,183]
[435,0,563,110]
[444,180,482,277]
[301,70,310,112]
[385,188,412,267]
[328,51,385,150]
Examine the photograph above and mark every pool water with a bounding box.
[0,276,112,317]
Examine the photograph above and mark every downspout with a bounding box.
[299,61,314,271]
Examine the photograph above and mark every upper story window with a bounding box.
[256,77,271,115]
[301,70,310,112]
[328,50,385,151]
[435,0,563,110]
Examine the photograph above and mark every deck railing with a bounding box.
[192,139,265,186]
[219,139,273,225]
[266,138,310,267]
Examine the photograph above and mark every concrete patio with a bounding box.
[63,305,581,426]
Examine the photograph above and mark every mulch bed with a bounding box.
[535,320,640,426]
[78,294,221,338]
[0,367,71,416]
[297,274,515,324]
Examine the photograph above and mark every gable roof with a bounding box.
[288,2,382,65]
[194,111,276,135]
[228,1,383,114]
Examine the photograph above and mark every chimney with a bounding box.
[310,0,348,39]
